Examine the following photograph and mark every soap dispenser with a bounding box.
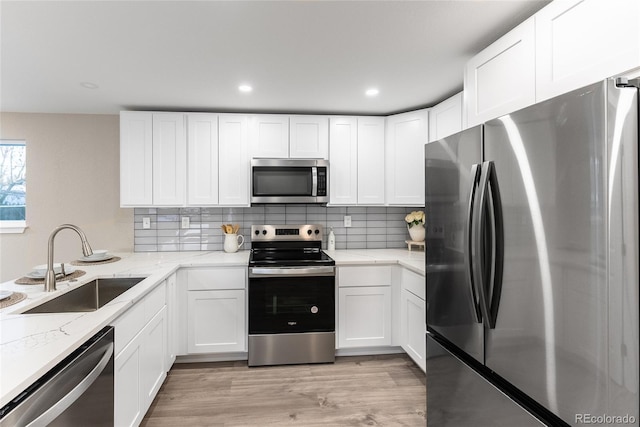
[328,227,336,250]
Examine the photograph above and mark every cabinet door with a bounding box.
[120,112,153,206]
[338,286,391,348]
[249,115,289,158]
[465,18,535,126]
[428,92,463,143]
[140,307,167,413]
[187,289,246,353]
[329,117,358,205]
[152,113,186,206]
[165,272,177,370]
[385,109,427,206]
[401,289,426,372]
[289,115,329,159]
[218,114,250,206]
[187,113,218,205]
[114,335,143,427]
[357,116,385,205]
[535,0,640,102]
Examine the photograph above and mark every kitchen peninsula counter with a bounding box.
[0,248,424,407]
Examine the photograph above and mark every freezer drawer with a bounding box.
[426,333,542,426]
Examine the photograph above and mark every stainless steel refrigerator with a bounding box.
[425,78,639,426]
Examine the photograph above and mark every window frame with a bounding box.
[0,139,26,234]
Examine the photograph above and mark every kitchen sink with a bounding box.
[23,277,147,314]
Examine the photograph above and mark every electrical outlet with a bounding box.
[344,216,352,227]
[142,217,151,229]
[181,216,190,229]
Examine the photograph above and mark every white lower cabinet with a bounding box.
[114,281,167,427]
[185,267,247,354]
[400,268,426,372]
[114,335,143,427]
[338,286,392,348]
[140,308,167,408]
[187,289,246,353]
[165,272,177,369]
[337,266,392,348]
[401,289,426,372]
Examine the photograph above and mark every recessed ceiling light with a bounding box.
[80,82,99,89]
[238,84,253,93]
[365,88,379,97]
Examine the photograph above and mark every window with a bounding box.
[0,139,26,233]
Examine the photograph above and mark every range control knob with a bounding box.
[314,229,320,235]
[262,230,267,235]
[254,230,260,236]
[307,229,312,235]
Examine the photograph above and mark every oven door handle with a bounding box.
[249,266,335,277]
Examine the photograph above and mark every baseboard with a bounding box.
[335,346,404,357]
[175,346,406,363]
[175,352,248,363]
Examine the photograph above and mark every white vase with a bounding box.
[408,224,425,242]
[224,233,244,253]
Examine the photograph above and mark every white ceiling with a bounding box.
[1,0,550,116]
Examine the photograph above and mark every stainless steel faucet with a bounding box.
[45,224,93,292]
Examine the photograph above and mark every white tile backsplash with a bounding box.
[133,205,417,252]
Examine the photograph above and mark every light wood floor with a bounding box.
[141,354,426,427]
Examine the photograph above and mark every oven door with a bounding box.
[248,266,335,334]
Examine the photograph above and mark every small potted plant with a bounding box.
[405,210,425,242]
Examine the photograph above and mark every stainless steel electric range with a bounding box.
[248,224,336,367]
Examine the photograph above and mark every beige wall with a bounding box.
[0,113,133,282]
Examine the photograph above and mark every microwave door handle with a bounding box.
[312,167,318,197]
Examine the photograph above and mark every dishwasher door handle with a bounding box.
[25,342,114,427]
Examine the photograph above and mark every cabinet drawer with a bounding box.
[186,268,246,291]
[114,301,145,356]
[402,269,425,300]
[144,281,166,323]
[114,281,166,355]
[338,266,392,287]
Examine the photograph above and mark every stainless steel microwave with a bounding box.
[251,159,329,204]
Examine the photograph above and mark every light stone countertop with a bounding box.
[0,248,424,407]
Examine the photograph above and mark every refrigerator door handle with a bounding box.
[487,162,504,328]
[472,161,494,328]
[464,163,482,323]
[473,161,504,330]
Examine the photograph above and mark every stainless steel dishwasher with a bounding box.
[0,326,114,426]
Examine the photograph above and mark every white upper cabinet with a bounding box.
[187,114,218,206]
[385,109,428,206]
[249,115,289,158]
[465,18,536,127]
[535,0,640,102]
[289,115,329,159]
[428,92,463,143]
[120,112,153,206]
[152,113,186,206]
[357,116,385,205]
[218,114,250,206]
[329,117,358,205]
